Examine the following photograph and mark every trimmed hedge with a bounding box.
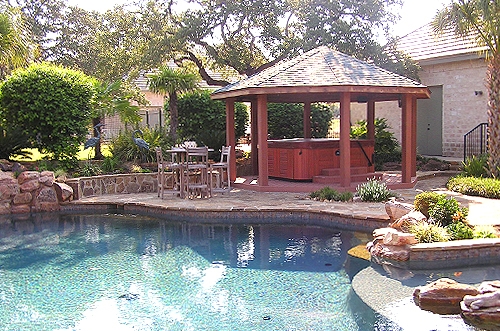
[447,176,500,199]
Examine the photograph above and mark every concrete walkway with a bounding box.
[72,172,500,227]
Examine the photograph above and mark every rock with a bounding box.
[369,242,410,261]
[17,171,40,185]
[461,302,500,331]
[11,162,27,173]
[53,182,73,202]
[12,192,32,205]
[11,204,31,214]
[463,291,500,310]
[0,181,19,200]
[20,180,40,193]
[390,210,427,231]
[479,281,500,294]
[413,278,479,315]
[39,171,55,187]
[373,227,398,239]
[383,231,417,246]
[385,199,414,221]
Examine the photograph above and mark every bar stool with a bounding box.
[210,146,231,194]
[184,146,211,198]
[155,147,184,198]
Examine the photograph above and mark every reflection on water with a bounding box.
[0,212,368,331]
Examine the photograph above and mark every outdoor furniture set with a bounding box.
[155,144,231,199]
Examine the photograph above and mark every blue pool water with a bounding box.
[0,213,375,331]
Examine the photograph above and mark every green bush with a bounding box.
[462,154,489,178]
[446,221,474,240]
[110,127,168,163]
[428,197,468,227]
[447,176,500,199]
[309,187,353,202]
[267,103,333,139]
[355,178,396,202]
[350,118,401,170]
[177,90,248,151]
[409,222,450,243]
[473,225,498,239]
[414,191,446,218]
[0,63,95,169]
[0,125,31,160]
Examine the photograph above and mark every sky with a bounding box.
[67,0,451,39]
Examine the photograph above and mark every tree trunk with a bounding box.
[487,54,500,178]
[169,92,178,143]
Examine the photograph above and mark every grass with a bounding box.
[11,145,112,162]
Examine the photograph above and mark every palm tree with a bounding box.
[0,6,32,79]
[147,66,199,142]
[433,0,500,177]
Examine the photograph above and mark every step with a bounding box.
[312,172,382,184]
[320,167,370,176]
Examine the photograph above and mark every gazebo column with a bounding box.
[340,92,351,187]
[257,95,269,186]
[401,94,416,183]
[303,102,311,139]
[251,99,259,175]
[367,100,375,141]
[412,97,417,177]
[225,98,237,181]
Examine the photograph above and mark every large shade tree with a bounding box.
[147,66,199,142]
[433,0,500,177]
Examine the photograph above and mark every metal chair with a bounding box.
[184,146,211,198]
[210,146,231,194]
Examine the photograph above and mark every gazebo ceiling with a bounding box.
[211,46,430,102]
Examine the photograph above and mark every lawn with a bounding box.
[12,145,112,162]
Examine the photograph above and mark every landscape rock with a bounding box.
[53,182,73,202]
[390,210,427,231]
[383,231,417,246]
[369,242,410,261]
[413,278,479,315]
[385,199,414,221]
[17,171,40,185]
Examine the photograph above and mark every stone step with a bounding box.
[320,167,371,176]
[313,172,382,184]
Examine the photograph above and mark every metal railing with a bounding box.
[463,123,488,162]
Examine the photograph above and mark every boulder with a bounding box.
[385,199,414,221]
[53,182,73,202]
[39,171,55,187]
[12,192,32,205]
[373,227,398,239]
[20,180,40,192]
[461,302,500,331]
[413,278,479,315]
[369,242,410,261]
[390,210,427,231]
[17,171,40,185]
[383,231,417,246]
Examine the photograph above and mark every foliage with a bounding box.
[148,66,200,142]
[110,127,170,164]
[447,176,500,199]
[177,90,248,151]
[0,125,31,160]
[462,154,489,178]
[355,178,396,202]
[267,103,333,139]
[350,118,401,170]
[433,0,500,178]
[428,197,468,227]
[473,225,498,239]
[409,222,450,243]
[446,221,474,240]
[0,62,94,169]
[309,187,353,202]
[78,161,103,177]
[414,191,446,218]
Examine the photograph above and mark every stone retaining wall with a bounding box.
[66,173,157,200]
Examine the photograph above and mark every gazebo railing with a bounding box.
[463,123,488,162]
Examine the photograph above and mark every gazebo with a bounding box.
[211,46,430,190]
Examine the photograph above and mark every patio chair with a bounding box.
[210,146,231,194]
[184,146,211,198]
[155,147,184,198]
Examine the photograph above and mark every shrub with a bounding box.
[428,197,468,227]
[447,176,500,199]
[446,221,474,240]
[78,162,102,177]
[473,225,498,239]
[409,222,450,243]
[267,103,333,139]
[414,191,446,218]
[350,118,401,170]
[0,63,95,169]
[309,187,353,202]
[355,178,396,202]
[462,154,489,178]
[110,127,168,163]
[0,125,31,160]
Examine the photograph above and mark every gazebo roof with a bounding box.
[211,46,430,103]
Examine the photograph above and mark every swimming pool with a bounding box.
[0,212,377,331]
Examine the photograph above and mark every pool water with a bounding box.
[0,213,373,331]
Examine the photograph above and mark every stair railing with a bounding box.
[463,123,488,162]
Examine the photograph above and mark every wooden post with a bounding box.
[251,99,259,175]
[340,92,351,187]
[401,94,414,183]
[257,95,269,186]
[303,102,311,139]
[412,97,417,177]
[367,100,375,141]
[226,98,237,181]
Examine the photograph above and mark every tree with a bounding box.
[433,0,500,177]
[147,66,199,142]
[0,5,33,79]
[0,63,94,168]
[172,0,418,85]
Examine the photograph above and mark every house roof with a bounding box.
[211,46,429,103]
[395,23,488,63]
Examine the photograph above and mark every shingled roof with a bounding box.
[395,23,487,63]
[211,46,429,102]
